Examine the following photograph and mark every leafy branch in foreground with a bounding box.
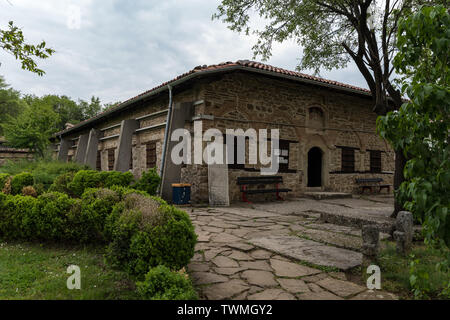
[0,21,55,76]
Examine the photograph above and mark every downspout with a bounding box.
[159,85,173,196]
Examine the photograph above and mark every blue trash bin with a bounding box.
[172,184,191,205]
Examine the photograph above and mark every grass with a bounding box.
[0,241,140,300]
[367,241,449,300]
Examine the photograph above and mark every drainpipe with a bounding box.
[159,85,173,196]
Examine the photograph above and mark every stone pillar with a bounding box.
[394,211,413,255]
[74,134,89,164]
[207,143,230,207]
[114,119,139,172]
[57,137,70,162]
[84,129,102,169]
[362,224,380,264]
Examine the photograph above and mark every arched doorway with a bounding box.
[308,147,323,187]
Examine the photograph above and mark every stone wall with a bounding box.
[0,148,33,166]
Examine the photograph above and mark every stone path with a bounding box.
[185,196,398,300]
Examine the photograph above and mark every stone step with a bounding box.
[319,211,394,234]
[303,192,353,200]
[249,236,362,271]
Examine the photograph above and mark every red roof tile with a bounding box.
[55,60,370,136]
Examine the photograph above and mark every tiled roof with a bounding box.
[55,60,370,136]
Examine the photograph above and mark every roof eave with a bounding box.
[54,65,372,138]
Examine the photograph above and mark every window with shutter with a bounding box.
[341,147,355,173]
[146,142,157,169]
[107,148,116,171]
[370,150,382,173]
[96,151,101,171]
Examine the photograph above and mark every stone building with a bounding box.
[0,137,33,165]
[51,60,394,204]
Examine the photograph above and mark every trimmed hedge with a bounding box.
[133,168,161,196]
[11,172,34,195]
[136,265,197,300]
[105,193,196,278]
[68,170,135,197]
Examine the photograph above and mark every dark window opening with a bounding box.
[370,150,382,173]
[225,135,245,170]
[276,140,290,173]
[67,155,73,162]
[96,151,101,171]
[308,147,323,187]
[146,142,157,169]
[129,149,133,170]
[341,147,355,173]
[107,148,116,171]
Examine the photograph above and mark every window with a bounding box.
[96,151,101,171]
[225,135,245,170]
[107,148,116,171]
[370,150,382,173]
[146,142,157,169]
[341,147,355,173]
[277,140,290,173]
[129,149,133,170]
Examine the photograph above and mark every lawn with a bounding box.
[0,241,139,300]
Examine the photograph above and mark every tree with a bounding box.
[377,6,449,247]
[1,21,54,76]
[0,75,26,135]
[213,0,442,216]
[3,100,60,158]
[79,96,102,119]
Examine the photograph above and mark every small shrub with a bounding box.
[68,170,102,197]
[99,171,134,188]
[0,173,10,190]
[133,168,161,196]
[11,172,34,195]
[25,192,76,240]
[49,171,76,195]
[136,265,198,300]
[105,193,196,278]
[0,194,37,239]
[1,176,12,194]
[69,170,134,197]
[76,188,120,242]
[22,186,37,198]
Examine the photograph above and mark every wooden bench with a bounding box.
[237,176,292,203]
[355,178,391,194]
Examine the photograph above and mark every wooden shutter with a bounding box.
[96,151,101,171]
[341,147,355,173]
[370,150,382,173]
[226,135,245,170]
[129,149,133,170]
[107,148,115,171]
[146,142,157,169]
[278,140,290,173]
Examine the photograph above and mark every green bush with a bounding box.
[0,194,37,239]
[71,188,120,243]
[49,172,76,195]
[11,172,34,195]
[0,173,10,190]
[69,170,134,197]
[68,170,102,197]
[133,168,161,196]
[25,192,76,240]
[105,193,196,278]
[136,265,197,300]
[100,171,134,189]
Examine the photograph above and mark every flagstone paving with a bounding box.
[184,195,399,300]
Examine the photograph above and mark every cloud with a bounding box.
[0,0,368,105]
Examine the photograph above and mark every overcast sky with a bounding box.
[0,0,368,105]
